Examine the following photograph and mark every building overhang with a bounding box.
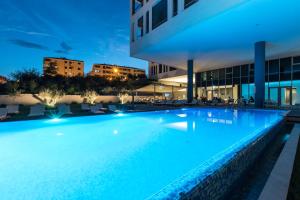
[159,75,195,84]
[131,0,300,72]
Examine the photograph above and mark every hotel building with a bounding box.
[130,0,300,107]
[43,57,84,77]
[88,64,146,80]
[0,76,7,84]
[149,62,186,80]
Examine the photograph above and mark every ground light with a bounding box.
[50,118,61,123]
[116,113,125,117]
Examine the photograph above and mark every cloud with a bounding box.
[60,41,72,51]
[1,27,53,37]
[8,39,49,50]
[54,41,73,54]
[55,50,68,54]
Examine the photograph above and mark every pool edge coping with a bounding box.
[258,123,300,200]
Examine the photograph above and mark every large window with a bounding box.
[293,56,300,80]
[152,0,168,30]
[280,57,292,81]
[212,70,219,86]
[206,71,213,86]
[184,0,198,9]
[200,72,207,87]
[173,0,178,16]
[137,17,144,38]
[131,23,135,42]
[219,68,225,85]
[269,59,279,82]
[132,0,144,15]
[146,11,149,34]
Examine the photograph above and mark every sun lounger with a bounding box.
[6,105,19,114]
[174,100,187,105]
[188,99,198,105]
[0,108,8,120]
[108,105,122,113]
[81,103,91,111]
[57,104,73,115]
[165,100,174,106]
[28,105,45,117]
[90,105,105,114]
[95,103,107,110]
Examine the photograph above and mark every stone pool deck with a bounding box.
[258,124,300,200]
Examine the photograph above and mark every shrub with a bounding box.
[81,90,98,105]
[38,88,64,107]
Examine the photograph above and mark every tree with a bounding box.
[118,88,129,104]
[81,90,98,104]
[38,88,65,107]
[44,62,58,77]
[11,68,40,93]
[5,81,20,96]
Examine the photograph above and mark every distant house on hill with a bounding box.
[0,75,7,84]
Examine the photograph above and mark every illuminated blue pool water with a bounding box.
[0,108,284,200]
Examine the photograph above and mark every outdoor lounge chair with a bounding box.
[81,103,91,111]
[198,100,205,106]
[174,100,187,105]
[108,105,122,113]
[165,100,174,106]
[57,104,73,115]
[90,105,105,114]
[188,99,198,105]
[95,103,107,110]
[0,108,8,120]
[28,104,45,117]
[6,105,19,114]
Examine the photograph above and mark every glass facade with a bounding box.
[132,0,199,42]
[196,55,300,106]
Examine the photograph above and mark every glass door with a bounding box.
[280,87,293,106]
[268,86,294,106]
[269,87,279,105]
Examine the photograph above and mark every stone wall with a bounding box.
[179,121,284,200]
[0,94,121,105]
[0,94,150,105]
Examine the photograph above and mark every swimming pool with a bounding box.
[0,108,284,200]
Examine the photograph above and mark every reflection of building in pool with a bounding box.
[130,0,300,107]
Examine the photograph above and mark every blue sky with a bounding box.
[0,0,148,77]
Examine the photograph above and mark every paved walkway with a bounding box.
[258,124,300,200]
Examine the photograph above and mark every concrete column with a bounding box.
[187,59,194,103]
[254,41,266,108]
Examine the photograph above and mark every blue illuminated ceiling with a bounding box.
[132,0,300,72]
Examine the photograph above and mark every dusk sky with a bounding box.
[0,0,148,77]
